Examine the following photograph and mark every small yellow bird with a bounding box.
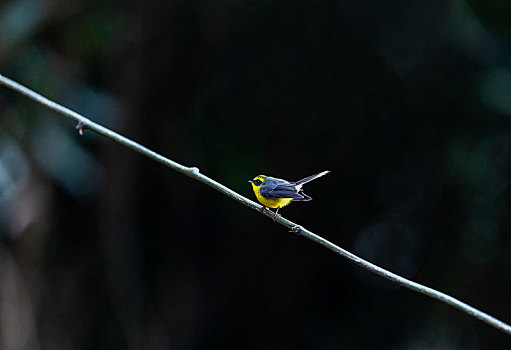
[248,171,330,218]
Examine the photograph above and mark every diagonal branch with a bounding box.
[1,73,510,336]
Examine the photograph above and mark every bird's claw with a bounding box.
[272,212,282,221]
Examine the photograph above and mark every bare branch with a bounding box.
[1,73,510,335]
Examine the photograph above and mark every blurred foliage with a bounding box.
[1,0,511,349]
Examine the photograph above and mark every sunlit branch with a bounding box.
[1,73,510,336]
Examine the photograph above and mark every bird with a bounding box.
[248,171,330,219]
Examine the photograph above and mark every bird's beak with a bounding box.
[248,180,253,184]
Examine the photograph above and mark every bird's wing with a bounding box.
[261,181,310,201]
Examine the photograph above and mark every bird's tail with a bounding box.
[294,170,330,186]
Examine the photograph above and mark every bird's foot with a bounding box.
[272,207,282,221]
[272,212,282,221]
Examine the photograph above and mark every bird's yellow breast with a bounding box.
[252,186,294,209]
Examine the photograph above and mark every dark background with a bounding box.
[1,1,511,349]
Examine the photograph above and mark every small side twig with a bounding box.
[75,120,90,135]
[1,73,510,336]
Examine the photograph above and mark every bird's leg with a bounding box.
[260,206,267,213]
[272,207,281,221]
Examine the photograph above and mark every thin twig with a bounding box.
[1,73,510,336]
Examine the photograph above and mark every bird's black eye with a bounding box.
[253,179,262,186]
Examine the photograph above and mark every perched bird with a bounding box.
[248,171,330,218]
